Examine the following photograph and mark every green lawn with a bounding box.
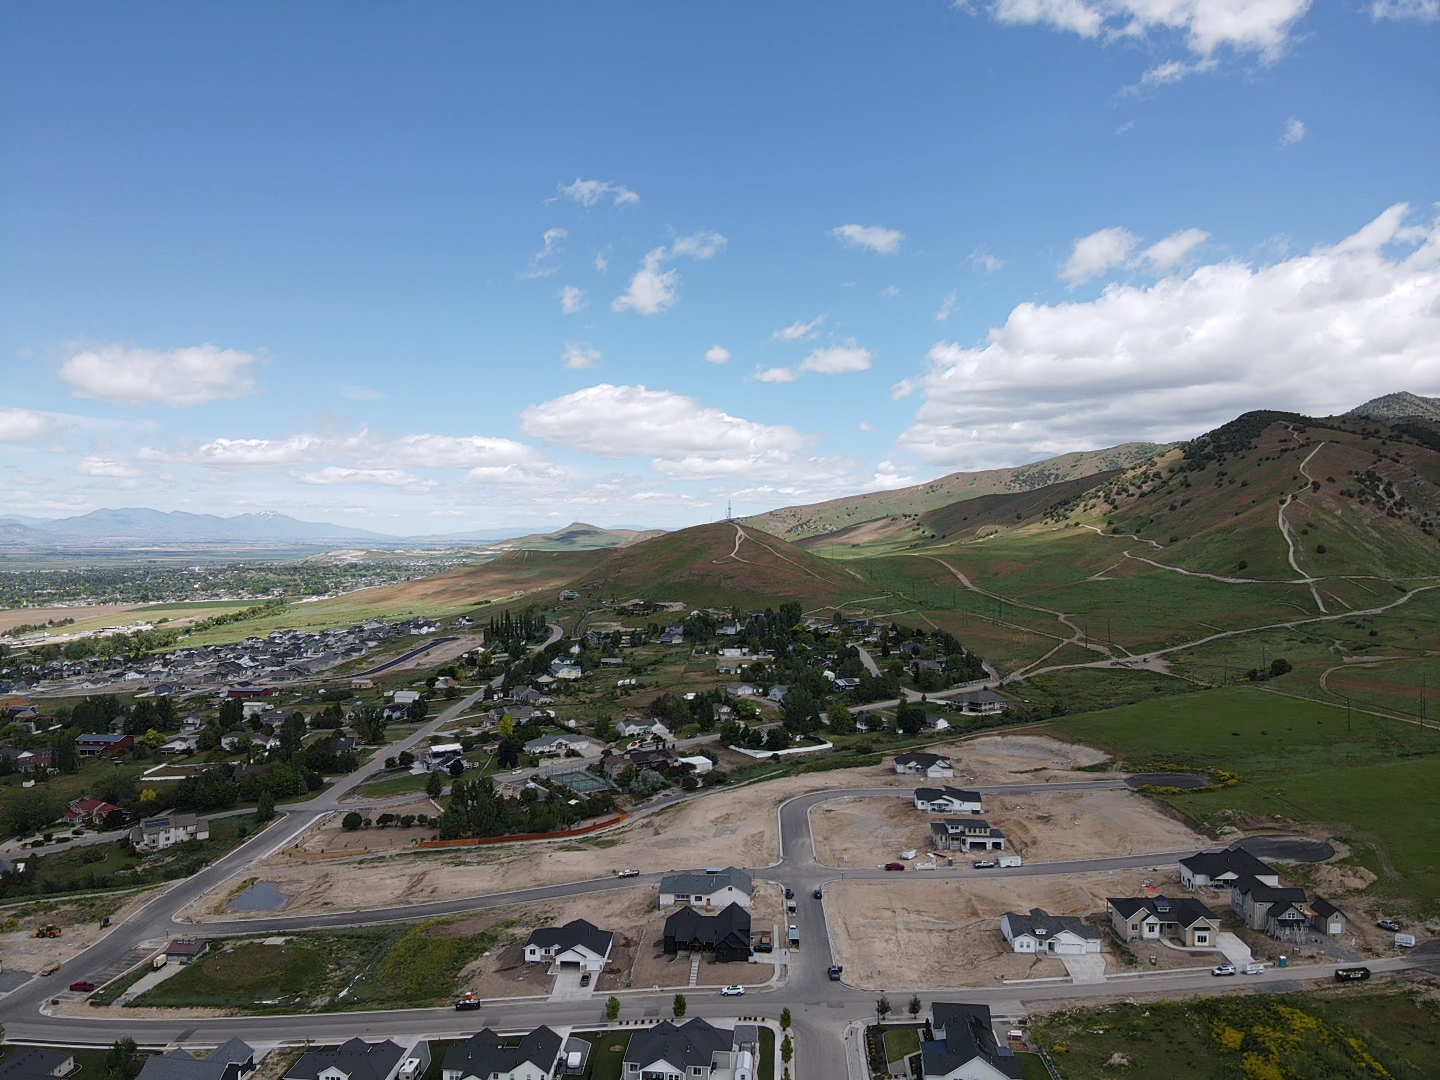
[355,772,433,798]
[1030,989,1440,1079]
[131,920,497,1011]
[759,1024,775,1080]
[574,1032,627,1080]
[1016,1052,1050,1079]
[1053,686,1440,909]
[882,1024,923,1062]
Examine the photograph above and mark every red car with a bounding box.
[68,980,96,992]
[884,862,906,871]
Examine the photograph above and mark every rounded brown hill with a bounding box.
[575,521,869,610]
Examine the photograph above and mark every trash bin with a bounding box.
[1279,955,1288,968]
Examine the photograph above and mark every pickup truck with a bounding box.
[827,965,843,981]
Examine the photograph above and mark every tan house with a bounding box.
[1108,896,1220,948]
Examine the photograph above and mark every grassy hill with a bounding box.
[505,521,665,551]
[572,521,874,611]
[740,443,1166,540]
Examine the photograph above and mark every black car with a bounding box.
[455,996,481,1010]
[580,971,592,986]
[813,888,823,899]
[827,965,843,981]
[784,888,795,899]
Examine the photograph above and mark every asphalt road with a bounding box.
[0,746,1411,1080]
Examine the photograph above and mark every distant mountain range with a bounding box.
[0,509,658,553]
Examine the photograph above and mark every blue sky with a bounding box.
[2,1,1437,534]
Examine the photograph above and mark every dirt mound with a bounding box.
[1311,864,1378,895]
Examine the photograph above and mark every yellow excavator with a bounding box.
[33,923,62,939]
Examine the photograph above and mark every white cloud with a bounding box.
[519,382,851,481]
[1370,0,1438,18]
[858,420,874,431]
[59,343,259,407]
[526,228,567,278]
[772,314,827,342]
[982,0,1313,64]
[831,223,906,255]
[898,203,1440,469]
[557,178,640,208]
[935,291,958,322]
[1138,228,1209,269]
[1062,227,1140,285]
[593,252,610,273]
[558,285,587,315]
[1281,117,1306,145]
[705,345,732,364]
[384,434,550,469]
[0,408,52,442]
[561,341,602,370]
[612,231,728,316]
[800,343,873,375]
[971,250,1004,273]
[339,384,386,401]
[76,456,141,478]
[296,467,433,491]
[749,366,799,383]
[880,285,902,297]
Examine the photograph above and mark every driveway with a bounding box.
[547,967,595,1003]
[1061,955,1107,984]
[1216,932,1255,967]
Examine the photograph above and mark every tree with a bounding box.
[605,995,621,1021]
[341,811,363,830]
[780,1007,792,1030]
[448,757,466,777]
[426,771,444,798]
[255,790,276,823]
[104,1038,140,1080]
[875,995,892,1024]
[406,697,429,722]
[780,1035,793,1064]
[672,993,687,1017]
[1,789,60,838]
[497,714,515,739]
[907,994,922,1018]
[895,702,928,735]
[826,702,855,736]
[397,750,415,769]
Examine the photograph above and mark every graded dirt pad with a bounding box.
[448,881,781,999]
[0,889,159,975]
[810,788,1207,868]
[825,870,1177,990]
[282,800,444,859]
[191,734,1128,920]
[0,603,140,635]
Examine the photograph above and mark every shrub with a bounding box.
[341,812,363,831]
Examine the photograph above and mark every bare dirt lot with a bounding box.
[0,889,158,975]
[811,788,1207,867]
[0,603,140,635]
[187,734,1129,920]
[825,870,1180,990]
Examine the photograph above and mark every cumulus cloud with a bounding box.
[296,467,434,491]
[0,408,52,442]
[800,343,873,375]
[971,250,1004,273]
[519,382,852,481]
[749,365,799,383]
[898,203,1440,469]
[612,231,728,316]
[1138,228,1209,269]
[76,456,141,478]
[526,228,567,278]
[561,341,602,370]
[1281,117,1306,145]
[59,343,259,407]
[831,223,906,254]
[557,178,640,207]
[772,314,827,342]
[981,0,1313,65]
[558,285,587,315]
[1062,227,1140,285]
[705,345,732,364]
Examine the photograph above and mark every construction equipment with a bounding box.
[33,924,62,939]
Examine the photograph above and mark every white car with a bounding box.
[720,985,746,996]
[1212,965,1237,976]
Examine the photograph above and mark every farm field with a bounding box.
[1053,687,1440,910]
[1029,987,1440,1080]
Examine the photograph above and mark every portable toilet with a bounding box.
[1278,955,1288,968]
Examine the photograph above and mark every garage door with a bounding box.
[1052,942,1086,955]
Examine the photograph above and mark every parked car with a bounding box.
[615,869,639,878]
[827,965,843,981]
[580,971,592,986]
[884,862,905,871]
[455,994,481,1010]
[1376,919,1402,932]
[1211,965,1237,977]
[68,980,96,992]
[1334,967,1372,982]
[972,859,997,869]
[784,888,795,899]
[813,888,823,899]
[721,985,746,996]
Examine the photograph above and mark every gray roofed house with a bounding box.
[893,752,954,778]
[440,1027,563,1080]
[137,1041,256,1080]
[923,1003,1024,1080]
[1179,847,1280,890]
[913,786,983,813]
[1231,877,1308,930]
[658,866,753,909]
[663,902,752,962]
[1310,896,1347,935]
[946,689,1012,715]
[930,819,1005,852]
[1000,908,1103,955]
[1108,896,1220,948]
[286,1039,406,1080]
[0,1049,78,1080]
[522,918,614,972]
[623,1018,736,1078]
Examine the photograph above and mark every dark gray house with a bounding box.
[663,902,751,962]
[136,1041,256,1080]
[922,1003,1024,1080]
[440,1028,562,1080]
[285,1039,406,1080]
